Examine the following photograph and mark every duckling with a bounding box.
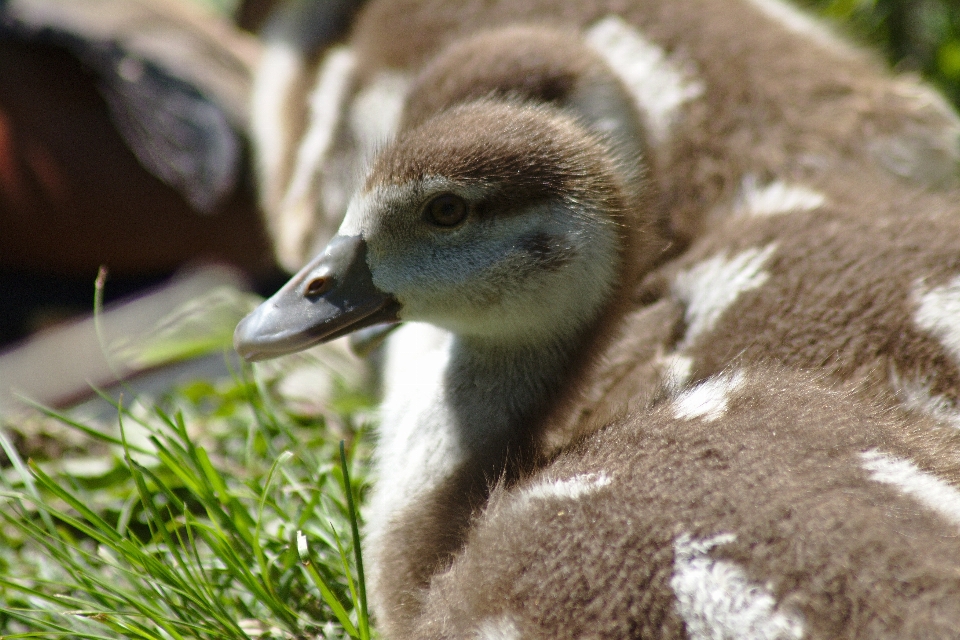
[237,87,664,637]
[236,42,960,640]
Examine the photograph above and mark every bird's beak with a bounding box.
[234,235,400,361]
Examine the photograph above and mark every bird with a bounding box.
[237,0,960,637]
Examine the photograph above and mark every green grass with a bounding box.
[0,354,377,639]
[4,1,959,637]
[804,0,960,107]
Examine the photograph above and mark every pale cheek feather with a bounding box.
[365,200,619,343]
[743,0,855,57]
[733,175,827,218]
[913,274,960,365]
[671,533,805,640]
[671,245,778,349]
[860,450,960,528]
[584,15,705,147]
[473,615,520,640]
[478,221,618,342]
[672,371,746,422]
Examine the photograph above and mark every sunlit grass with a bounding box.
[0,355,376,639]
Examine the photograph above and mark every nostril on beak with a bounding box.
[304,276,332,297]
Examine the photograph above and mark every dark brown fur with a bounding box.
[400,27,617,130]
[649,186,960,401]
[415,370,960,639]
[368,102,631,226]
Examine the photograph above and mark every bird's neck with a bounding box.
[364,319,594,636]
[445,332,577,454]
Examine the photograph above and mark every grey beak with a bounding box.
[234,235,400,361]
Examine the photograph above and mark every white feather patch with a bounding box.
[584,15,705,146]
[673,372,746,422]
[513,473,612,510]
[743,0,854,56]
[474,615,520,640]
[348,70,410,161]
[891,371,960,430]
[273,46,357,270]
[914,274,960,366]
[734,176,826,217]
[860,450,960,527]
[662,353,695,393]
[671,533,805,640]
[672,244,778,348]
[251,42,307,203]
[363,324,463,574]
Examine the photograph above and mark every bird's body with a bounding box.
[237,0,960,637]
[414,368,960,639]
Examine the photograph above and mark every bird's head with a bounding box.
[235,100,637,361]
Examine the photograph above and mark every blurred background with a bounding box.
[0,0,349,413]
[0,0,958,412]
[805,0,960,108]
[0,0,280,349]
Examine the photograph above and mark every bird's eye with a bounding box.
[425,193,468,227]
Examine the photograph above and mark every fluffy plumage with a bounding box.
[253,0,960,268]
[240,0,960,638]
[416,370,960,639]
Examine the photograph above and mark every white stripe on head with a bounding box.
[734,175,826,217]
[913,274,960,366]
[860,450,960,527]
[672,245,777,348]
[584,15,704,147]
[671,533,805,640]
[673,372,746,422]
